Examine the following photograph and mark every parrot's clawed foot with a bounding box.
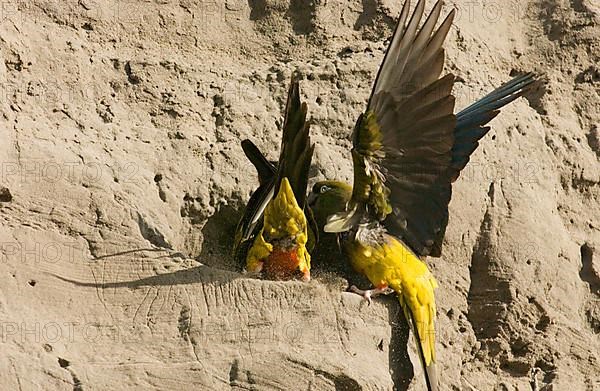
[349,285,393,306]
[243,270,262,279]
[301,269,311,282]
[243,262,263,279]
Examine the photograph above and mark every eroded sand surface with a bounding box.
[0,0,599,389]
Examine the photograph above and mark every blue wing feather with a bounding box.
[450,73,535,179]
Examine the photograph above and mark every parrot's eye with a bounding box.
[319,185,330,194]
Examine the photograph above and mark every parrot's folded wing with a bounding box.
[234,141,276,265]
[233,178,275,264]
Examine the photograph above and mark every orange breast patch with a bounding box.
[263,248,300,280]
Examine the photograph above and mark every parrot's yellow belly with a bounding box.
[344,233,438,366]
[346,234,432,288]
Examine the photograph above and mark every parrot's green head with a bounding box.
[308,181,352,231]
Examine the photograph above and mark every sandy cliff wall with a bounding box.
[0,0,599,389]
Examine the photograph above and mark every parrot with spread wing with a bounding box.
[233,81,316,281]
[305,0,536,389]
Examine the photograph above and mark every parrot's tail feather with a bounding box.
[241,139,277,185]
[404,303,438,391]
[390,280,438,391]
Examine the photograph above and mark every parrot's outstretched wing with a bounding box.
[325,0,536,258]
[233,81,315,265]
[325,0,457,243]
[450,73,536,180]
[422,72,536,256]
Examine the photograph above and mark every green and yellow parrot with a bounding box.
[233,81,316,281]
[306,0,536,389]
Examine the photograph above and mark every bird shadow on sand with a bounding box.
[382,294,414,391]
[50,205,417,389]
[51,251,417,389]
[51,262,242,289]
